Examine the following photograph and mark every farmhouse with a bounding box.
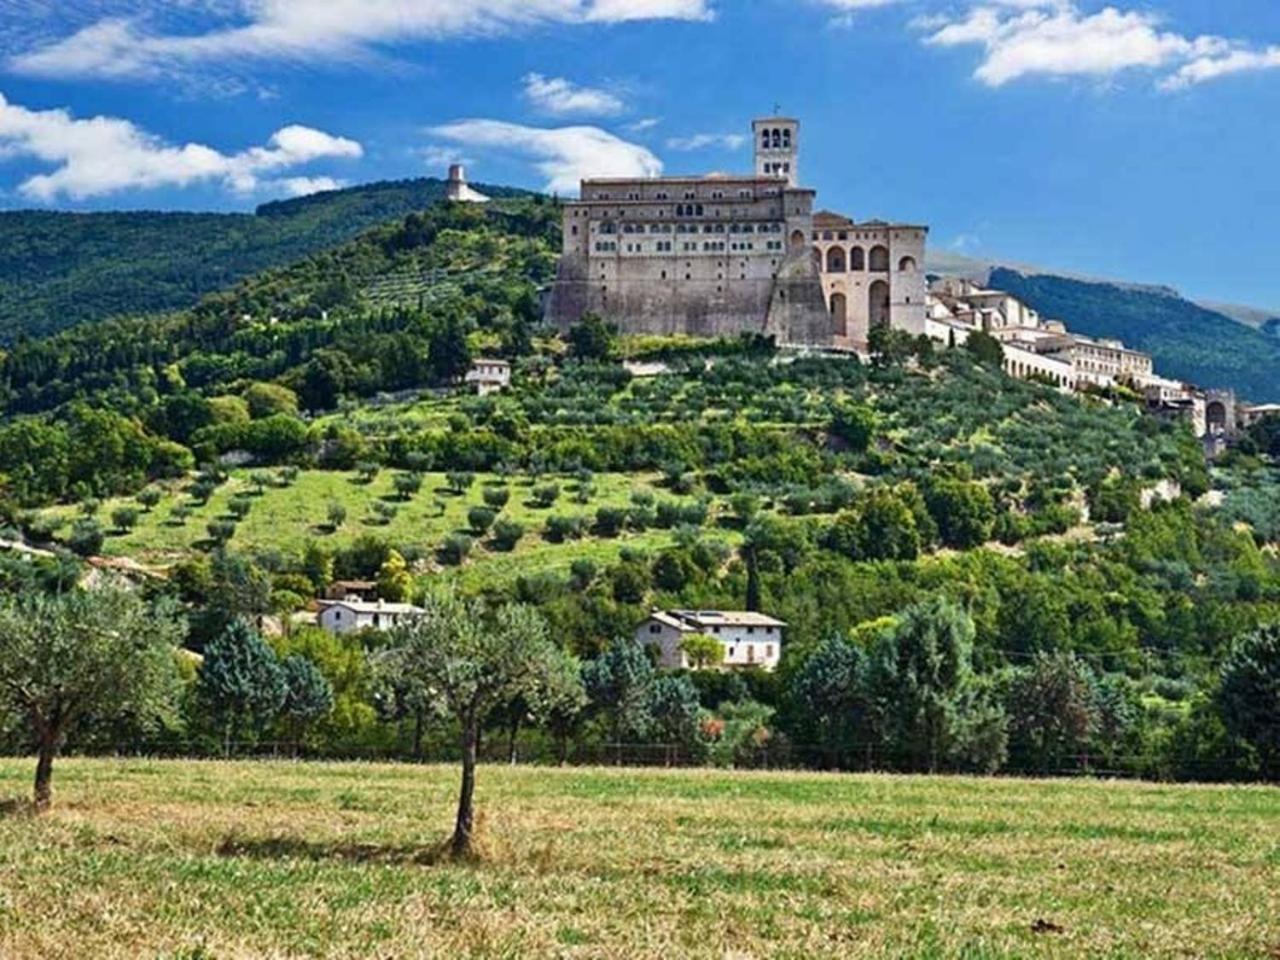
[465,358,512,395]
[318,599,424,635]
[638,609,786,672]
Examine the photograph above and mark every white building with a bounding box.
[445,164,490,203]
[318,600,424,635]
[465,358,512,395]
[637,610,786,672]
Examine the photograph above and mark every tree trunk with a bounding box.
[412,708,424,762]
[33,729,60,813]
[450,715,479,859]
[507,715,521,766]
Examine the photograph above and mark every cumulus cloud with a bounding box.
[918,1,1273,90]
[428,119,661,194]
[522,73,625,116]
[665,133,747,151]
[10,0,714,80]
[0,93,362,202]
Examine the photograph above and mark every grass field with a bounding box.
[42,469,717,585]
[0,759,1276,959]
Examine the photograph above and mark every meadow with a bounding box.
[0,759,1275,959]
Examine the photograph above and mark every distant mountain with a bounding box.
[990,269,1280,403]
[1196,300,1280,330]
[0,177,530,344]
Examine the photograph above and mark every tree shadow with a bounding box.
[216,834,448,866]
[0,796,34,819]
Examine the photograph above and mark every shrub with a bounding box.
[483,487,511,510]
[532,483,561,508]
[446,471,476,495]
[490,518,526,552]
[67,519,104,557]
[136,488,163,512]
[228,496,253,520]
[326,502,347,530]
[110,506,140,532]
[468,506,497,535]
[595,506,628,538]
[206,520,237,545]
[439,534,473,566]
[394,472,424,501]
[545,514,587,542]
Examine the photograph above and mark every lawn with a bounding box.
[0,759,1275,959]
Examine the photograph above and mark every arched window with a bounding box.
[761,130,770,149]
[826,247,846,273]
[898,256,918,272]
[869,245,890,272]
[789,230,806,250]
[782,129,792,148]
[849,246,865,271]
[771,130,782,149]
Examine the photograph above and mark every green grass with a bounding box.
[45,469,718,584]
[0,759,1275,958]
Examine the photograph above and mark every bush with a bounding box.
[228,496,254,520]
[439,533,473,566]
[490,518,525,552]
[137,488,163,512]
[206,519,237,545]
[468,506,497,535]
[595,506,628,538]
[110,506,140,532]
[67,518,104,557]
[483,487,511,510]
[446,471,476,495]
[532,483,561,508]
[545,514,587,542]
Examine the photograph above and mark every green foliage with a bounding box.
[964,330,1005,368]
[490,518,525,552]
[679,633,725,670]
[376,550,413,602]
[196,619,286,752]
[0,587,184,808]
[1217,624,1280,777]
[925,478,996,550]
[567,313,616,361]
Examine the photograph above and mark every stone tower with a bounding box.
[753,117,799,188]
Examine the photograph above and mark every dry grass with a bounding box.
[0,759,1276,959]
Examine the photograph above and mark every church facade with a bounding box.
[544,117,927,351]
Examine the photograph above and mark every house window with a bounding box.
[649,624,661,634]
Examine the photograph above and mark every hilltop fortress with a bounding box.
[543,117,927,350]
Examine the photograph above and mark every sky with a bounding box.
[0,0,1277,310]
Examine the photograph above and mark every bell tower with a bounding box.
[753,117,799,188]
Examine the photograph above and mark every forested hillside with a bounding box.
[992,268,1280,402]
[0,177,529,343]
[2,190,1279,785]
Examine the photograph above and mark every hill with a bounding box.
[0,177,530,343]
[990,268,1280,402]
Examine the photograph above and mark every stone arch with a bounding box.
[790,230,807,250]
[826,246,846,273]
[831,292,848,337]
[869,280,891,330]
[849,246,865,271]
[1207,401,1229,433]
[869,245,890,272]
[898,255,917,272]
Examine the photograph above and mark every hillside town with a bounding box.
[535,115,1272,448]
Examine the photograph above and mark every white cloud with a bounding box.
[627,117,661,132]
[420,144,470,169]
[274,176,346,197]
[918,2,1269,90]
[1161,45,1280,90]
[428,119,661,194]
[522,73,625,116]
[665,133,746,151]
[0,93,362,201]
[10,0,714,80]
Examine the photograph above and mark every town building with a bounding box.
[637,609,786,672]
[318,600,424,636]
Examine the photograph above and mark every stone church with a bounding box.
[543,117,927,351]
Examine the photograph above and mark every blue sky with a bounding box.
[0,0,1277,309]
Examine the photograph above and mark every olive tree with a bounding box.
[0,588,185,811]
[379,591,567,858]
